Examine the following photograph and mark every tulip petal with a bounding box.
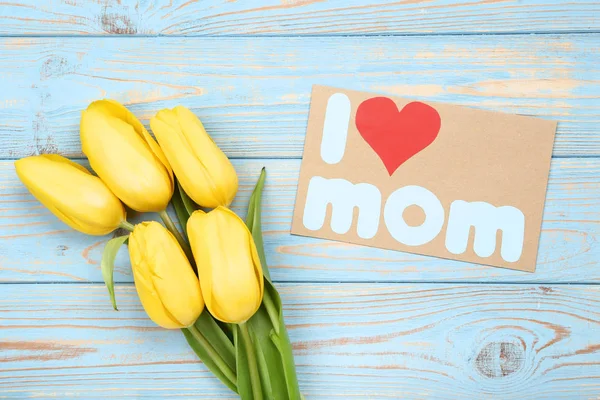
[150,106,238,208]
[151,114,221,203]
[146,224,203,327]
[87,100,173,185]
[14,155,125,235]
[212,210,255,323]
[248,232,264,303]
[40,154,92,175]
[187,210,216,318]
[188,207,263,324]
[129,229,181,329]
[81,101,174,212]
[176,106,238,206]
[129,222,203,329]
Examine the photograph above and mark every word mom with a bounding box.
[302,93,526,263]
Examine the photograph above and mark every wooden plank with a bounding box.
[0,158,598,284]
[0,35,598,159]
[1,283,599,398]
[0,1,598,36]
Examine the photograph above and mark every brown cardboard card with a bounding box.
[291,85,557,272]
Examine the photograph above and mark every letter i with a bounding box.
[321,93,351,164]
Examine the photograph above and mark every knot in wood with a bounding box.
[475,341,524,378]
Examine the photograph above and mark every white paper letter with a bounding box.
[384,185,445,246]
[320,93,351,164]
[445,200,525,262]
[303,176,381,239]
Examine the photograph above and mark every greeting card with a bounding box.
[291,85,557,272]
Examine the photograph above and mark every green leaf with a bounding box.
[178,180,198,216]
[171,178,200,234]
[245,168,302,399]
[100,235,129,310]
[245,167,269,280]
[234,325,253,400]
[216,319,234,342]
[248,306,288,399]
[182,312,238,393]
[171,182,190,235]
[263,280,301,399]
[251,325,275,400]
[196,310,236,370]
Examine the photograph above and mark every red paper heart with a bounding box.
[356,97,441,175]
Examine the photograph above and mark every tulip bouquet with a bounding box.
[15,100,301,399]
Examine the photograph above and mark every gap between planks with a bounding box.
[1,30,600,38]
[1,281,600,286]
[2,155,599,161]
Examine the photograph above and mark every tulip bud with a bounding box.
[15,154,126,235]
[80,100,174,212]
[150,106,238,208]
[129,221,204,329]
[187,207,264,323]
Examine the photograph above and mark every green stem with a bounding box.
[119,220,135,232]
[239,322,263,400]
[262,290,280,334]
[187,324,237,386]
[159,209,194,262]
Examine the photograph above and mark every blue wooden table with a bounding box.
[1,1,599,398]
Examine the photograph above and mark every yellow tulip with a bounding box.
[150,106,238,208]
[129,221,204,329]
[187,207,264,323]
[15,154,126,235]
[80,99,174,212]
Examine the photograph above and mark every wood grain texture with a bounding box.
[0,0,599,36]
[1,2,600,396]
[1,283,599,399]
[0,35,599,159]
[0,158,597,284]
